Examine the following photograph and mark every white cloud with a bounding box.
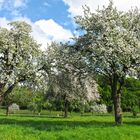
[0,17,11,29]
[43,2,50,7]
[0,0,4,10]
[35,19,73,42]
[13,0,26,8]
[0,0,28,16]
[0,17,73,50]
[63,0,140,17]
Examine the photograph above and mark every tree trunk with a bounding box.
[49,109,52,114]
[0,95,3,105]
[0,83,6,104]
[113,93,122,125]
[111,75,122,125]
[6,106,9,116]
[64,99,68,118]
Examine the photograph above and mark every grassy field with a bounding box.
[0,111,139,140]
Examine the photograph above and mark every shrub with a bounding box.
[132,106,139,117]
[90,103,107,114]
[9,103,20,114]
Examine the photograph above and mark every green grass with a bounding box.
[0,112,139,140]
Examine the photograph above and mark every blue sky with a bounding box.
[20,0,74,30]
[0,0,140,49]
[0,0,74,30]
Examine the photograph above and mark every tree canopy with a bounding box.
[0,21,40,103]
[74,1,140,124]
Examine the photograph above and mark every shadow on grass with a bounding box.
[124,121,140,126]
[0,115,139,132]
[123,115,140,118]
[0,116,115,132]
[81,114,113,117]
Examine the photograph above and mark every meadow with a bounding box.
[0,110,139,140]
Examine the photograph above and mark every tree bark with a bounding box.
[111,75,122,125]
[113,93,122,125]
[6,106,9,116]
[64,99,68,118]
